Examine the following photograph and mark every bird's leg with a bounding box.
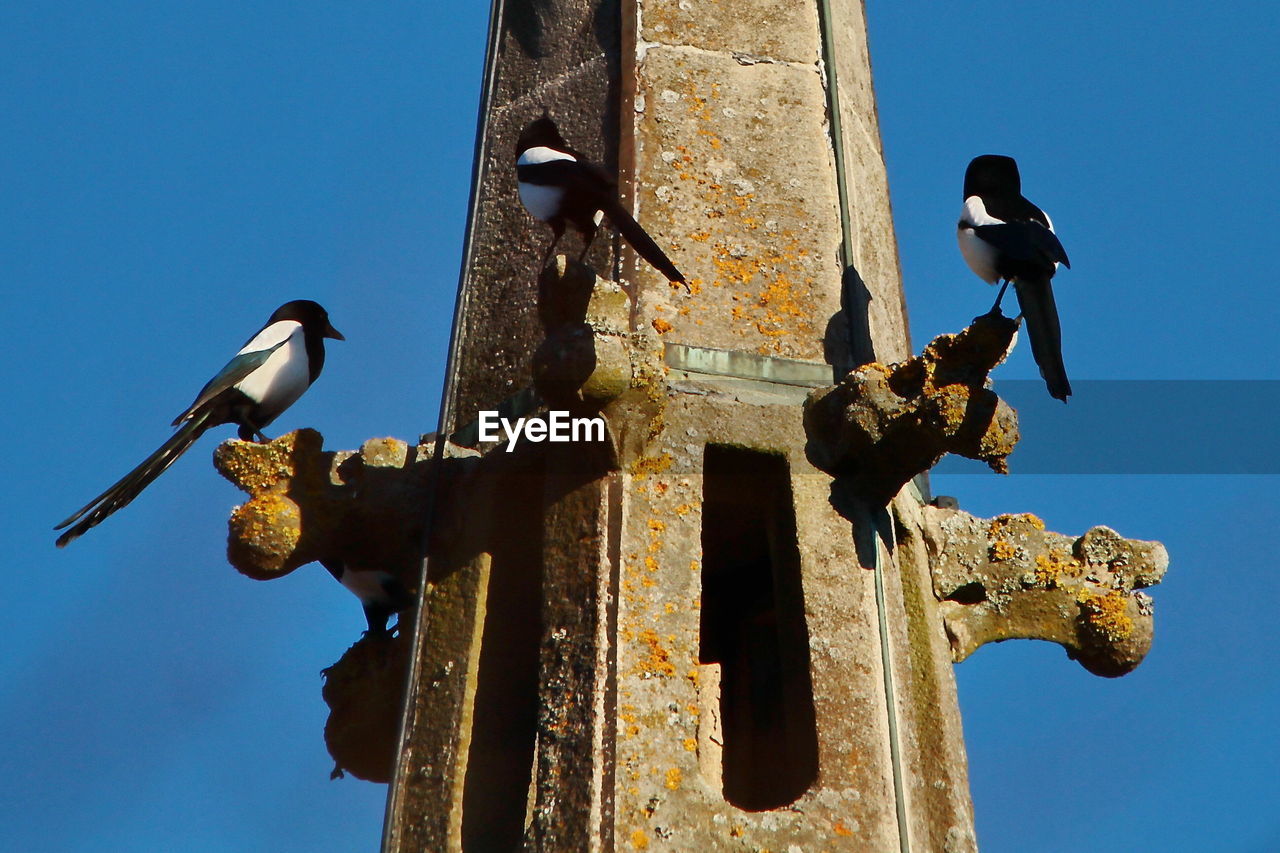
[989,279,1011,314]
[578,220,598,261]
[541,221,564,269]
[363,603,393,638]
[236,419,270,443]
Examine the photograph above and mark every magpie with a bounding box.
[957,154,1073,401]
[516,115,686,286]
[320,560,415,635]
[55,300,344,547]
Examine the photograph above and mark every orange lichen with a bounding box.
[682,737,697,752]
[630,829,649,850]
[629,453,674,481]
[833,820,855,837]
[665,767,683,790]
[651,317,673,334]
[1034,549,1077,588]
[989,513,1046,535]
[227,493,303,577]
[1078,589,1134,641]
[636,630,677,678]
[989,540,1016,562]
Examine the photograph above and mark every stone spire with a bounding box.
[210,2,1168,850]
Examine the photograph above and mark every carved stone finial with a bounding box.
[322,632,411,783]
[804,313,1021,502]
[922,506,1168,677]
[531,256,666,463]
[214,429,474,581]
[216,429,480,779]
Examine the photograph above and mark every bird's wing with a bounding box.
[517,158,615,196]
[520,159,684,283]
[973,221,1071,269]
[171,342,286,426]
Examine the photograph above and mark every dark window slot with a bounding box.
[461,470,545,851]
[700,445,819,811]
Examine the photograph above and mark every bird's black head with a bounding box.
[964,154,1021,199]
[517,114,569,155]
[269,299,344,340]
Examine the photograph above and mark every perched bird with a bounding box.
[957,154,1073,401]
[321,560,415,635]
[55,300,343,547]
[516,115,686,286]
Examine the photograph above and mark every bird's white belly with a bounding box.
[235,334,310,420]
[339,568,395,605]
[958,227,1000,284]
[518,181,564,222]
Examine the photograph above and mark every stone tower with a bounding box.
[350,1,1169,850]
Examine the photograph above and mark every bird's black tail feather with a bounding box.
[55,413,213,547]
[1014,276,1072,402]
[601,197,686,285]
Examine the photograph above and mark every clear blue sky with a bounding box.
[3,3,1276,851]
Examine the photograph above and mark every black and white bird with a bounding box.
[55,300,344,547]
[321,560,415,635]
[957,154,1073,401]
[516,115,686,286]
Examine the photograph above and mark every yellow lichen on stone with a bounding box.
[227,492,302,577]
[1077,589,1134,641]
[360,436,409,468]
[932,385,970,433]
[1034,549,1077,588]
[989,540,1016,562]
[992,513,1045,532]
[856,361,892,381]
[665,766,682,790]
[636,629,677,678]
[215,440,297,493]
[629,452,674,481]
[630,829,649,850]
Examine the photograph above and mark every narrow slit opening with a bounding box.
[460,467,544,850]
[699,445,819,811]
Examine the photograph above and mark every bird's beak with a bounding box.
[325,323,345,341]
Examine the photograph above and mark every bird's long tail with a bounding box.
[601,196,686,285]
[55,412,213,547]
[1014,276,1072,402]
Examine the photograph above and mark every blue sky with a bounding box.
[3,3,1276,851]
